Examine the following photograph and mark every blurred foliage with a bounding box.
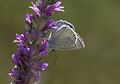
[0,0,120,84]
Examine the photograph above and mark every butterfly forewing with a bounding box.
[56,20,75,30]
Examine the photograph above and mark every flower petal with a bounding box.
[25,14,33,24]
[45,1,64,16]
[29,2,41,16]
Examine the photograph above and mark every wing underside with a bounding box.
[48,20,85,50]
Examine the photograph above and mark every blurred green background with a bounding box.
[0,0,120,84]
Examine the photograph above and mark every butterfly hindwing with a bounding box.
[48,27,76,50]
[53,27,77,50]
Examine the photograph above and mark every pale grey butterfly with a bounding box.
[48,20,85,51]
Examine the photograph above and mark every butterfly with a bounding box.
[48,20,85,51]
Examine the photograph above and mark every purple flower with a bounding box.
[31,69,41,79]
[29,2,41,16]
[25,14,33,25]
[13,33,27,46]
[12,45,32,66]
[29,1,45,17]
[46,1,64,16]
[9,65,18,78]
[46,19,57,29]
[31,61,48,71]
[38,1,44,13]
[42,19,57,31]
[39,62,48,71]
[9,65,27,83]
[12,53,21,66]
[29,1,64,17]
[39,38,49,56]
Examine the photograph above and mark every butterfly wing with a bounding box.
[72,33,85,49]
[48,20,85,50]
[56,20,75,30]
[48,27,79,50]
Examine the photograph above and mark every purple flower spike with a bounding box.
[10,0,67,83]
[29,2,40,16]
[46,1,64,16]
[25,14,33,24]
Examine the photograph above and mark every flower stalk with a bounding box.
[9,0,64,84]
